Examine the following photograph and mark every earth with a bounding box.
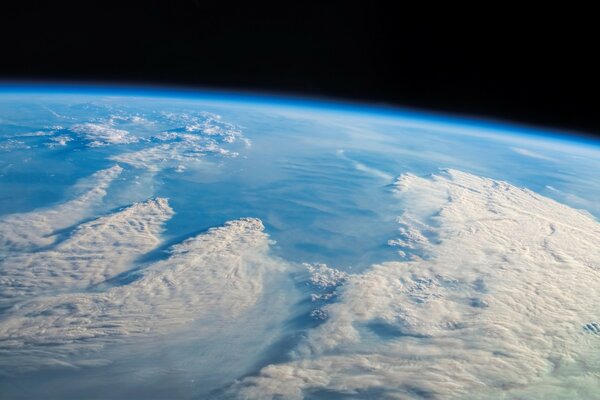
[1,87,600,399]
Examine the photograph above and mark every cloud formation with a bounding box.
[511,146,554,161]
[0,197,173,298]
[110,141,236,171]
[111,112,247,171]
[70,123,138,147]
[336,149,394,181]
[234,169,600,399]
[304,263,348,320]
[0,192,289,373]
[0,165,123,251]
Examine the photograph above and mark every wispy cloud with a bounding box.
[511,146,554,161]
[0,216,290,372]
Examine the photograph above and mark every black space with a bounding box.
[1,2,599,137]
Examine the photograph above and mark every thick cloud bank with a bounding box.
[234,169,600,399]
[0,218,283,368]
[0,209,287,372]
[0,161,291,375]
[0,197,173,298]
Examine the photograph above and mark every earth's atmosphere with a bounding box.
[0,89,599,399]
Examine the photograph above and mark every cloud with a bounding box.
[14,130,58,137]
[0,211,291,372]
[46,135,72,147]
[233,169,600,399]
[511,146,554,161]
[305,263,348,289]
[336,149,394,181]
[0,197,173,298]
[70,123,138,147]
[0,139,29,151]
[111,112,247,172]
[110,142,236,171]
[0,162,294,379]
[159,111,244,143]
[304,263,348,319]
[0,165,123,251]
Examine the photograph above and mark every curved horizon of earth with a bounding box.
[0,87,599,399]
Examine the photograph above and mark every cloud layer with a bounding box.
[234,169,600,399]
[0,169,291,375]
[0,216,286,372]
[3,163,599,398]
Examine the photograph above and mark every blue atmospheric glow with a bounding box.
[1,81,598,148]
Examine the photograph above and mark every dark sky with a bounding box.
[1,2,599,137]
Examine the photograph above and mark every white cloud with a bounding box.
[110,112,246,171]
[0,213,292,372]
[234,169,600,399]
[337,149,394,181]
[107,114,149,125]
[511,146,554,161]
[305,263,348,289]
[0,162,294,377]
[0,197,173,298]
[46,135,72,147]
[0,139,29,151]
[110,141,237,171]
[16,130,57,137]
[305,263,348,320]
[0,165,122,251]
[70,123,138,147]
[543,184,599,218]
